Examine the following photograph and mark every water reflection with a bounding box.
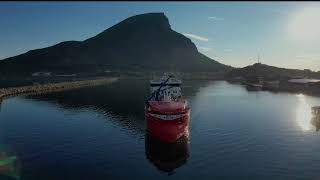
[311,106,320,132]
[296,94,312,131]
[22,79,211,138]
[0,98,2,112]
[145,133,190,174]
[311,118,320,131]
[3,80,320,179]
[0,147,20,180]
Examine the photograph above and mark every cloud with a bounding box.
[269,9,290,15]
[295,54,320,62]
[198,46,212,52]
[224,49,232,52]
[294,54,320,71]
[182,33,209,42]
[208,16,224,21]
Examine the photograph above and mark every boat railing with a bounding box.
[146,75,174,105]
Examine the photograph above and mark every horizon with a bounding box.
[1,2,320,71]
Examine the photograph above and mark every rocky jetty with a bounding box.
[0,77,118,99]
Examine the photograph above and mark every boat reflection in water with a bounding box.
[145,132,190,174]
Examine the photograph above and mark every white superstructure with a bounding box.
[150,73,182,101]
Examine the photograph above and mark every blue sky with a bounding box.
[1,2,320,70]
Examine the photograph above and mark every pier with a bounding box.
[0,77,118,100]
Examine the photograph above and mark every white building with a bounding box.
[32,72,52,77]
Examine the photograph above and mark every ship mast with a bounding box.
[146,75,173,105]
[257,54,263,84]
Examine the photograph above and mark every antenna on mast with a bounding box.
[257,54,260,64]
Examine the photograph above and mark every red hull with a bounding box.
[145,101,190,143]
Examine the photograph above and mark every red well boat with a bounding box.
[145,73,190,143]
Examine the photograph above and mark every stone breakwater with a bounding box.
[0,77,118,99]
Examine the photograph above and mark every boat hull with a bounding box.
[145,109,190,143]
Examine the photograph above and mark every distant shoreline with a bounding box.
[117,72,227,80]
[0,77,118,100]
[1,74,320,102]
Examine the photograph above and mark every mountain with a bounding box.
[226,63,320,80]
[0,13,231,76]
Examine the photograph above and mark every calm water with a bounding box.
[1,80,320,179]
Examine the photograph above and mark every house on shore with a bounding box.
[53,74,78,82]
[263,80,280,90]
[31,72,52,84]
[55,74,77,77]
[32,72,52,77]
[280,78,320,94]
[287,78,320,87]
